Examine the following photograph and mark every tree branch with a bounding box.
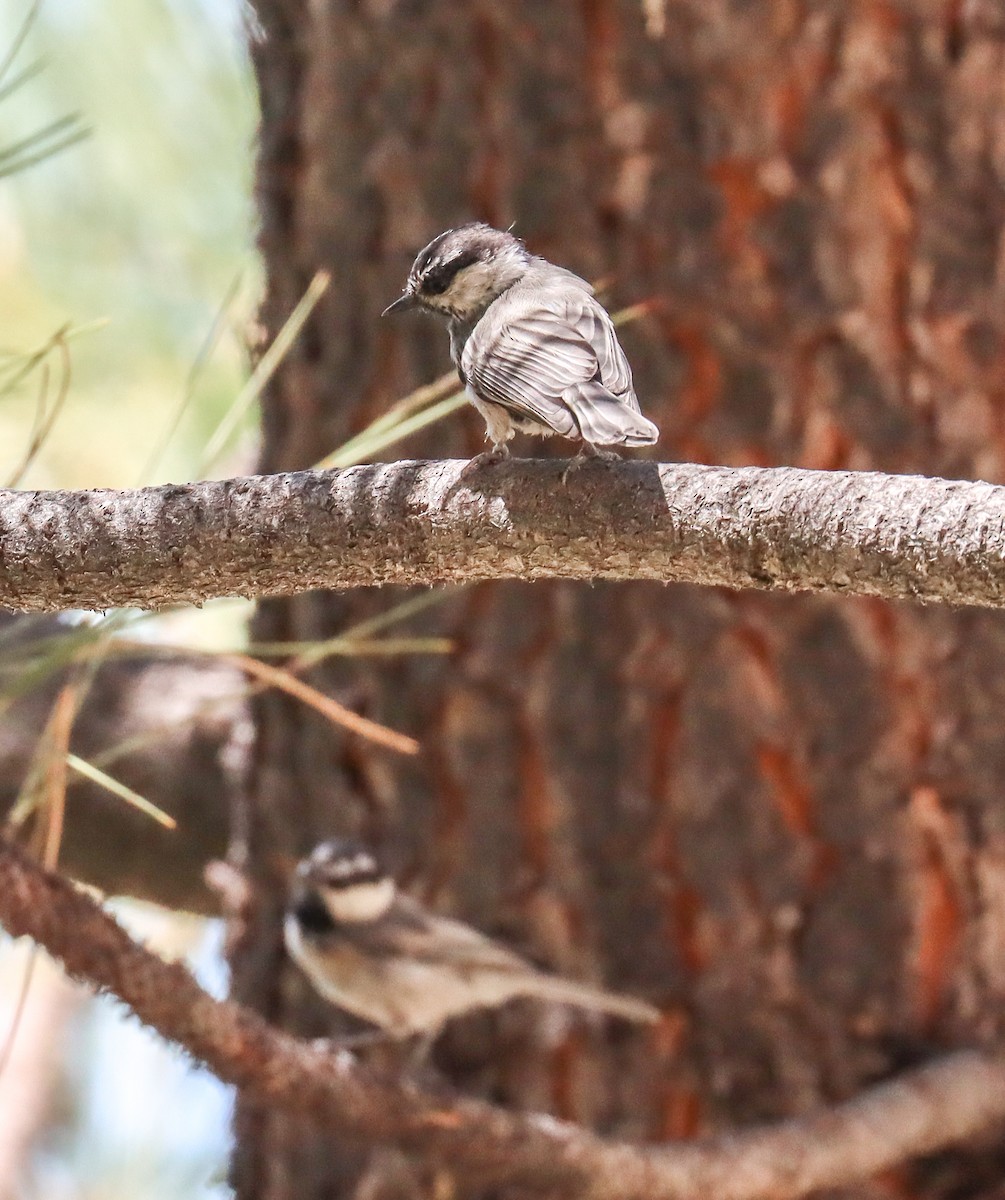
[1,837,1003,1200]
[1,459,1005,612]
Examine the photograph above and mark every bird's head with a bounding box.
[294,838,397,926]
[383,223,531,321]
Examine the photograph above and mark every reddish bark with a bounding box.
[235,4,1005,1198]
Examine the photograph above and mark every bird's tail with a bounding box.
[564,382,660,447]
[524,974,660,1024]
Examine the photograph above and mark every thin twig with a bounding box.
[85,641,420,756]
[220,652,420,756]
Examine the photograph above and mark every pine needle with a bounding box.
[0,1,41,88]
[5,333,71,487]
[246,636,453,658]
[139,270,247,485]
[0,679,76,1083]
[85,639,421,757]
[290,588,459,670]
[316,390,466,470]
[220,653,420,756]
[199,270,330,475]
[66,754,177,830]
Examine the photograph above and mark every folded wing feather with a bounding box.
[462,288,658,445]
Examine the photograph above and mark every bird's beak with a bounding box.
[382,291,418,317]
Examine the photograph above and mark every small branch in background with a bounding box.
[3,460,1005,613]
[0,837,1003,1200]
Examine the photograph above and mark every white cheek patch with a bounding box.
[428,250,527,315]
[320,877,396,924]
[442,261,498,311]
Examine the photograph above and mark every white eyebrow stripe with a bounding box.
[326,851,378,879]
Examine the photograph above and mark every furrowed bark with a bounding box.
[1,460,1003,613]
[233,5,1005,1199]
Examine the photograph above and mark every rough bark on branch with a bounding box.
[1,460,1004,613]
[1,837,1003,1200]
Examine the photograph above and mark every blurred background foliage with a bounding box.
[0,0,259,490]
[0,915,233,1200]
[0,1,256,1196]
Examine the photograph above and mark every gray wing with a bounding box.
[358,896,539,979]
[355,900,659,1023]
[462,286,658,446]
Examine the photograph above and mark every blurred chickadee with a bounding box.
[284,838,660,1039]
[382,223,660,467]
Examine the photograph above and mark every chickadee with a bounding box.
[284,839,660,1039]
[383,223,660,466]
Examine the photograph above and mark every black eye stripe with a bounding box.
[421,249,481,295]
[422,272,451,296]
[294,893,335,933]
[322,868,383,888]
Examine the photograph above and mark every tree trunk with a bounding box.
[232,3,1005,1198]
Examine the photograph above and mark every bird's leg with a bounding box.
[403,1030,440,1072]
[560,454,584,485]
[461,401,514,476]
[310,1029,387,1056]
[460,442,510,477]
[584,441,621,462]
[313,1030,440,1080]
[562,442,620,484]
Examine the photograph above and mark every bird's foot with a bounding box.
[562,443,619,484]
[310,1031,386,1057]
[460,444,510,479]
[403,1031,439,1072]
